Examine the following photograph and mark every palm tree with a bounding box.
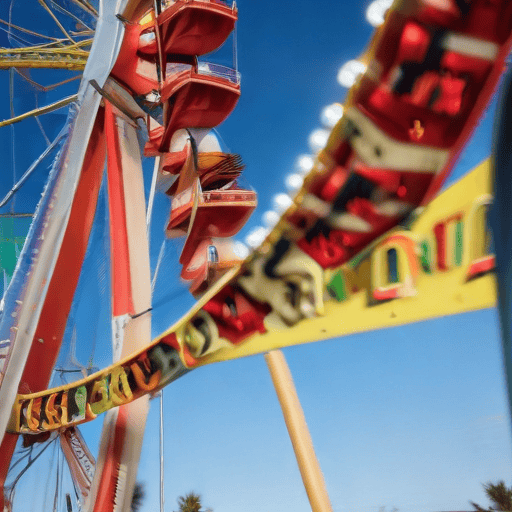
[176,492,212,512]
[471,481,512,511]
[131,481,146,512]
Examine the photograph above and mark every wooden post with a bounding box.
[264,349,333,512]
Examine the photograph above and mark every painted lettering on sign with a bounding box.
[239,243,324,328]
[18,353,162,432]
[89,366,132,414]
[465,195,494,280]
[11,167,496,434]
[130,356,161,391]
[326,193,495,306]
[371,233,419,302]
[42,392,67,430]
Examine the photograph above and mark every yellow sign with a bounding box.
[202,158,496,365]
[10,160,496,433]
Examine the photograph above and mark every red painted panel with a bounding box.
[105,102,135,317]
[0,110,106,508]
[158,1,237,56]
[92,408,127,512]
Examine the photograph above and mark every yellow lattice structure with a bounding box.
[0,40,91,70]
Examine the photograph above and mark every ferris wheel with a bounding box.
[0,1,511,511]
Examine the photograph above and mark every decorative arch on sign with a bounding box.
[370,232,419,303]
[464,194,495,280]
[432,212,464,272]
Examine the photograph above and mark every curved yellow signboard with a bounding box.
[10,159,496,434]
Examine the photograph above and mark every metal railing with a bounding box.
[197,62,240,85]
[160,0,235,10]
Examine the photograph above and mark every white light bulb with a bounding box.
[245,227,269,248]
[366,0,392,27]
[320,103,344,128]
[366,1,385,26]
[308,128,330,153]
[337,60,367,88]
[233,241,250,260]
[296,154,314,175]
[285,173,304,192]
[263,210,280,228]
[273,193,293,214]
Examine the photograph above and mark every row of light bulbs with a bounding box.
[240,0,391,254]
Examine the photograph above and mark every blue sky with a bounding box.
[1,1,511,512]
[140,3,512,512]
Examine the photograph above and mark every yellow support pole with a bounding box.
[264,349,333,512]
[38,0,76,43]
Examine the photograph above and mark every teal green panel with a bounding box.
[327,272,347,302]
[455,220,463,266]
[0,216,32,293]
[420,240,432,273]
